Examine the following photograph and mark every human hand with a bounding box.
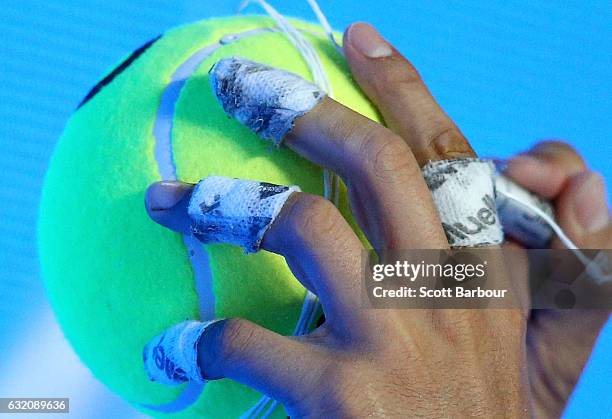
[142,22,535,417]
[342,22,612,417]
[504,141,611,418]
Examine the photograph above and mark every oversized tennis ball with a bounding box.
[39,15,379,418]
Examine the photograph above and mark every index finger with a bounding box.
[343,22,476,166]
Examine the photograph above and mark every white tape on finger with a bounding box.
[210,57,326,145]
[143,320,217,385]
[188,176,300,253]
[422,158,504,247]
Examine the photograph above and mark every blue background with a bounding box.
[0,0,610,417]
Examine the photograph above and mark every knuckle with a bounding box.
[288,194,344,242]
[357,127,417,180]
[328,116,416,180]
[426,125,470,158]
[212,319,257,365]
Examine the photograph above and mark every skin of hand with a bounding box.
[143,23,611,418]
[505,142,612,418]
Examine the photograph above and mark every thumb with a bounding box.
[554,171,612,248]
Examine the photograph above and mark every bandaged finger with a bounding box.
[422,158,504,247]
[210,57,326,145]
[188,176,300,253]
[143,320,218,385]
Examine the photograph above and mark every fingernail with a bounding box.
[145,181,193,211]
[509,154,540,165]
[530,140,574,157]
[505,154,541,173]
[573,172,610,233]
[346,22,392,58]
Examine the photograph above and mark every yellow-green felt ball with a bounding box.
[38,15,379,418]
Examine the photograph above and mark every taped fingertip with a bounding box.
[188,176,300,252]
[143,320,218,385]
[209,57,326,145]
